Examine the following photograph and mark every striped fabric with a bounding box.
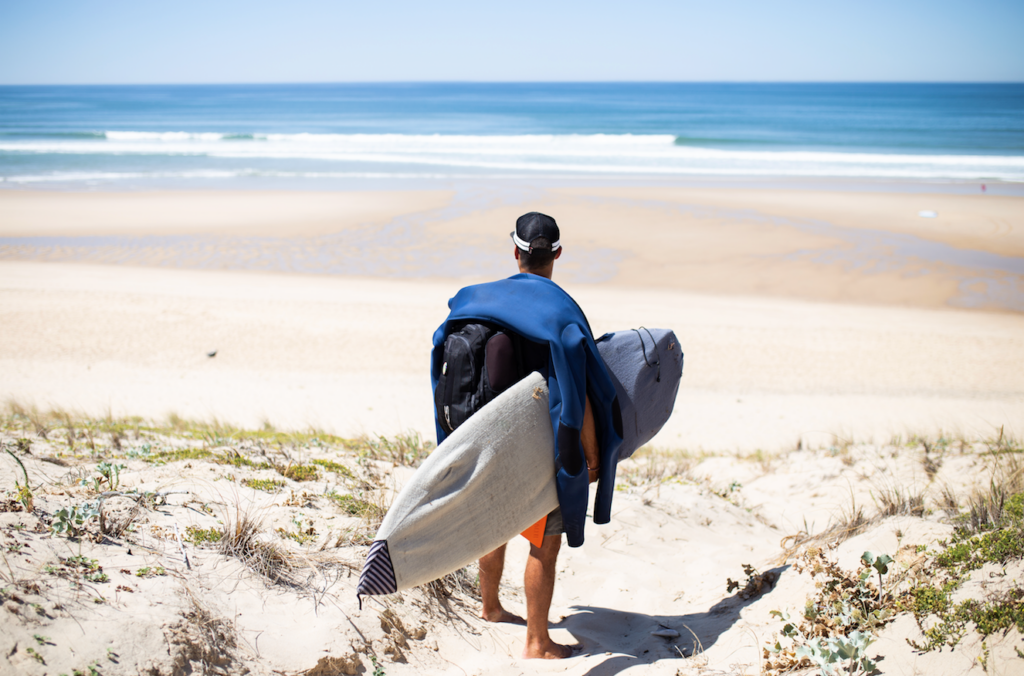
[357,539,397,604]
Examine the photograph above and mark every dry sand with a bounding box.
[1,259,1021,451]
[1,184,1023,674]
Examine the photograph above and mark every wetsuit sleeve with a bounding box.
[554,323,590,547]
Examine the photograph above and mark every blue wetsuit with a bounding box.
[431,274,623,547]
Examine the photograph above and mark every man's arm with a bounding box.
[582,395,599,484]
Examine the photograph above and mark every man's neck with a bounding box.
[518,265,554,280]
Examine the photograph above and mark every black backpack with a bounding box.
[434,323,533,435]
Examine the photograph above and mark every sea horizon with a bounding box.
[2,82,1023,189]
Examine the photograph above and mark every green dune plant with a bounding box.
[220,450,273,470]
[770,444,1024,674]
[241,477,284,493]
[326,491,375,517]
[276,516,317,546]
[311,458,356,481]
[143,447,214,464]
[45,554,109,584]
[135,566,167,578]
[3,443,33,511]
[184,525,223,547]
[51,502,100,537]
[764,547,895,675]
[899,491,1024,659]
[353,431,433,467]
[88,461,126,491]
[280,464,320,482]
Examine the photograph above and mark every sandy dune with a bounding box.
[2,419,1022,675]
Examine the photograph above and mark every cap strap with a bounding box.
[513,231,561,252]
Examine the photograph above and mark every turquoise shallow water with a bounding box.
[1,83,1023,187]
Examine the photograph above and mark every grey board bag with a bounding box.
[595,328,683,460]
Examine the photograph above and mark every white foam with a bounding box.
[1,170,241,183]
[1,132,1022,182]
[0,169,503,183]
[103,131,235,142]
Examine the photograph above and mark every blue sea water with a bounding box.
[1,83,1023,187]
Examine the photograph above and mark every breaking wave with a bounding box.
[1,132,1022,181]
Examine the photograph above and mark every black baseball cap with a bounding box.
[511,212,561,253]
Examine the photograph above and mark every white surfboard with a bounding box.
[357,329,683,599]
[358,372,557,597]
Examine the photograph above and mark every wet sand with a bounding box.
[2,186,1021,311]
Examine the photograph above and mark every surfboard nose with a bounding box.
[357,539,397,606]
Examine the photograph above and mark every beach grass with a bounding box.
[2,404,1023,672]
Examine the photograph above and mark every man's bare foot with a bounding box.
[481,607,526,624]
[522,638,573,660]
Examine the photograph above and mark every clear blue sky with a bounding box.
[1,0,1021,84]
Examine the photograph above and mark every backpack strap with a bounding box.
[440,342,465,434]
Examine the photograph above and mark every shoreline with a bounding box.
[3,174,1023,196]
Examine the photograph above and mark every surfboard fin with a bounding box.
[357,540,397,607]
[520,515,547,549]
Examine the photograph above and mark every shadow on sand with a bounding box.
[553,565,790,676]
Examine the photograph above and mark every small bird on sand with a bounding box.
[207,350,217,358]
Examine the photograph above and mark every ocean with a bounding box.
[1,82,1023,188]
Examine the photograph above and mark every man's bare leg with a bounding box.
[523,534,572,659]
[478,545,525,624]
